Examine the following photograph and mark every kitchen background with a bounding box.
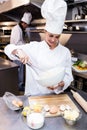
[0,0,87,93]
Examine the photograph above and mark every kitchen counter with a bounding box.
[0,57,19,96]
[73,70,87,79]
[0,89,87,130]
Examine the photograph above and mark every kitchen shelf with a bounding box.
[63,31,87,34]
[65,19,87,23]
[64,20,87,33]
[64,19,87,33]
[73,70,87,79]
[68,0,87,7]
[65,19,87,26]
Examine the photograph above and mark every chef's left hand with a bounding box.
[47,81,64,90]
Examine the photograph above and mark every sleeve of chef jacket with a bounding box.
[4,44,25,60]
[54,50,73,94]
[10,25,25,45]
[4,43,33,61]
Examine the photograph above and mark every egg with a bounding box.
[60,104,66,111]
[49,105,58,114]
[12,100,19,107]
[17,100,23,107]
[12,99,23,107]
[44,104,50,112]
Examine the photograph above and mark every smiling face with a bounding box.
[45,31,60,49]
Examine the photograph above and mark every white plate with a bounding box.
[72,66,87,72]
[3,92,23,110]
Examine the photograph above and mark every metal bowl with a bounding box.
[64,117,79,125]
[62,110,82,126]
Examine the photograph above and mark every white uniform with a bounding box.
[10,24,30,45]
[4,41,73,96]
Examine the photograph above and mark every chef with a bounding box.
[10,12,32,45]
[10,12,32,91]
[4,0,73,96]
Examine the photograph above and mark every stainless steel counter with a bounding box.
[73,71,87,79]
[0,57,19,96]
[0,90,87,130]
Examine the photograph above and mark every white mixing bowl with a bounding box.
[27,113,44,129]
[35,67,65,87]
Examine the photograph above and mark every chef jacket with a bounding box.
[4,41,73,96]
[10,24,30,45]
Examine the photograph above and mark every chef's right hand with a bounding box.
[12,49,30,64]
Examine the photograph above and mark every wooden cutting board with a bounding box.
[28,94,79,117]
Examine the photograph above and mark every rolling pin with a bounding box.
[71,90,87,112]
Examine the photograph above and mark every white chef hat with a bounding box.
[41,0,67,34]
[21,12,32,25]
